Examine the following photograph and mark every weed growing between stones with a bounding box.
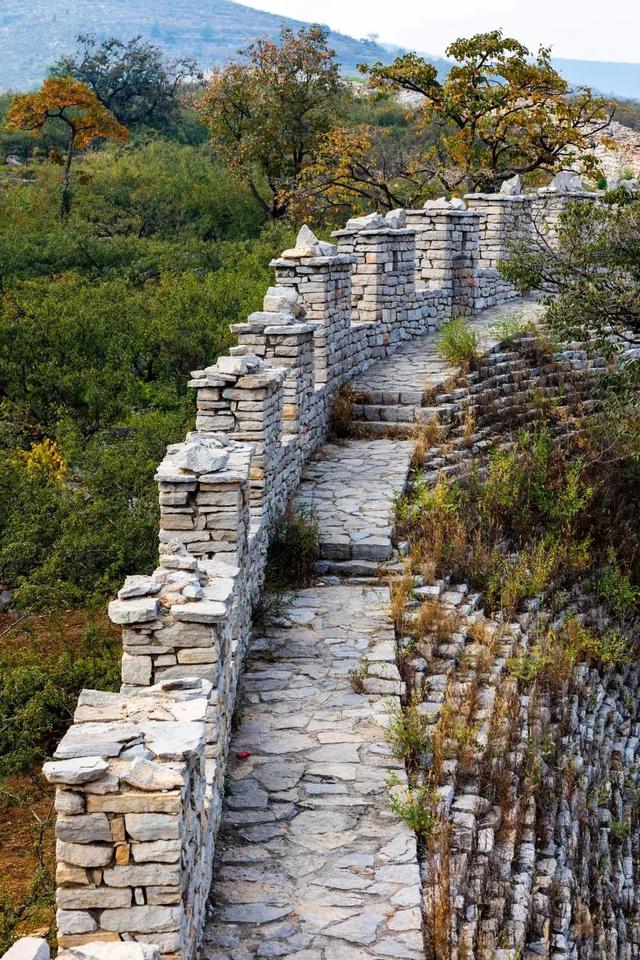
[328,383,367,440]
[264,505,319,588]
[385,699,431,774]
[436,317,480,371]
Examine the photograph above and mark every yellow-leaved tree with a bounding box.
[6,76,128,215]
[364,30,611,194]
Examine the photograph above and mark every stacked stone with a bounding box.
[38,200,593,960]
[104,435,252,691]
[188,358,284,527]
[406,205,457,303]
[42,678,212,959]
[231,285,317,445]
[465,192,535,308]
[271,226,354,390]
[333,211,417,333]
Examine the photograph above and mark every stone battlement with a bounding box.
[23,184,601,960]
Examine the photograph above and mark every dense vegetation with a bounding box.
[1,25,639,948]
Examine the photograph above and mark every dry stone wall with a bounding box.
[13,186,602,960]
[397,340,640,959]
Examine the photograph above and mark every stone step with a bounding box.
[351,420,416,438]
[315,557,405,578]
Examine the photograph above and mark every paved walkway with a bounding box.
[350,298,542,430]
[203,297,543,960]
[294,440,413,562]
[203,586,424,960]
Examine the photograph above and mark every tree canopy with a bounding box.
[364,30,611,193]
[6,76,128,214]
[52,34,200,128]
[199,25,347,219]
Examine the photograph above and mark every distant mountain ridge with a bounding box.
[1,0,639,100]
[0,0,448,92]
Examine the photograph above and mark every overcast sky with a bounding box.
[243,0,640,63]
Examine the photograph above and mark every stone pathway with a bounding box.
[203,586,424,960]
[294,439,413,562]
[203,297,545,960]
[349,298,542,433]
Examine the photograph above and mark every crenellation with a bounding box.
[36,190,605,960]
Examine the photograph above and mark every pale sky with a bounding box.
[243,0,640,63]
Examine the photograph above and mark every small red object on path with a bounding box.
[236,750,252,760]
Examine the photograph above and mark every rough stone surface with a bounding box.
[204,586,422,959]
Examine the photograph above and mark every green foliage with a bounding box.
[199,25,348,219]
[52,34,200,130]
[489,310,535,344]
[0,136,291,609]
[385,701,431,771]
[265,506,320,589]
[365,29,609,193]
[399,419,640,620]
[0,620,120,775]
[0,865,54,955]
[436,317,480,369]
[598,551,638,616]
[509,617,629,686]
[387,778,438,837]
[502,198,640,348]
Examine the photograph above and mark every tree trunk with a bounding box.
[60,129,75,218]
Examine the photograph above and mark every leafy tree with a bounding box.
[501,196,640,347]
[287,122,437,221]
[199,25,347,219]
[6,77,128,215]
[52,34,200,128]
[364,30,611,193]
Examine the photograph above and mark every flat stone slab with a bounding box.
[294,439,413,561]
[350,297,543,406]
[203,586,423,960]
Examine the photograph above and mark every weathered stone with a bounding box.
[43,757,109,785]
[56,839,113,868]
[56,814,111,844]
[1,938,50,960]
[121,757,183,792]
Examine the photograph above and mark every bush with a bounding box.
[398,418,640,620]
[0,619,120,775]
[436,317,480,369]
[265,506,320,588]
[385,701,431,772]
[388,778,438,837]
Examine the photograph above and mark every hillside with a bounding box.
[552,57,640,100]
[0,0,449,91]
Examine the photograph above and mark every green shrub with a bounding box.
[436,317,480,369]
[489,310,534,344]
[385,701,431,771]
[388,778,438,837]
[598,551,638,616]
[265,506,320,588]
[0,621,120,776]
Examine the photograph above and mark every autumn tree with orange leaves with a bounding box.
[6,76,128,215]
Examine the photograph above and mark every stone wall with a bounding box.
[397,340,640,959]
[26,188,601,960]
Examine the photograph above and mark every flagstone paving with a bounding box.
[203,298,543,959]
[203,586,424,960]
[294,439,413,562]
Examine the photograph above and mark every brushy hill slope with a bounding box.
[0,0,449,91]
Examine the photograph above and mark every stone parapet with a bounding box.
[40,191,603,960]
